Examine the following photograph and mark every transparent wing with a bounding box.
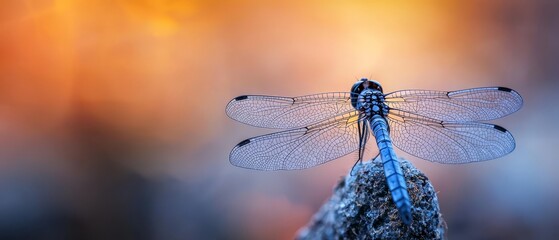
[385,87,523,122]
[230,110,366,170]
[387,109,516,164]
[226,92,354,129]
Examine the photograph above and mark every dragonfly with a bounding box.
[226,78,523,225]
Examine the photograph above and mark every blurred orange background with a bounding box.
[1,0,558,239]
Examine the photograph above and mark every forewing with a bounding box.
[385,87,523,122]
[387,109,516,164]
[226,92,354,129]
[230,110,364,170]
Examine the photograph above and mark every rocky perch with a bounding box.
[298,159,445,240]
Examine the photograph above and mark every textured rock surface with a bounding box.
[298,159,444,240]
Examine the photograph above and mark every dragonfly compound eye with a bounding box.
[351,78,384,109]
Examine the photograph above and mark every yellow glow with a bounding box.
[0,0,515,151]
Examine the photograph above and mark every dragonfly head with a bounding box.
[351,78,383,108]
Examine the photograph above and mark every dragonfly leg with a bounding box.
[351,119,370,175]
[350,158,362,176]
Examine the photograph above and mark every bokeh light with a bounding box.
[1,0,558,239]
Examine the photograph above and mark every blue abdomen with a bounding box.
[370,116,412,225]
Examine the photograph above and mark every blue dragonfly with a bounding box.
[226,78,523,225]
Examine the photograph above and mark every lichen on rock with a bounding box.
[298,159,445,240]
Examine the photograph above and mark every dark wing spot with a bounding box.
[493,125,508,133]
[234,95,249,101]
[237,139,251,147]
[497,87,513,92]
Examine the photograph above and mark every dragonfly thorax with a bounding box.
[356,89,389,117]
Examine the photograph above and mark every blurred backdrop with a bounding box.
[1,0,558,239]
